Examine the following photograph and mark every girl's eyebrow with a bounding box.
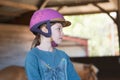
[56,25,62,28]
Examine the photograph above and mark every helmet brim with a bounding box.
[61,20,71,27]
[50,18,71,27]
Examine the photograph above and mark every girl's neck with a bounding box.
[37,42,54,52]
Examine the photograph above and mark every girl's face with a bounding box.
[51,23,64,44]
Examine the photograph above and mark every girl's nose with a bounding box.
[61,31,64,37]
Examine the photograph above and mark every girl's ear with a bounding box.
[41,26,48,33]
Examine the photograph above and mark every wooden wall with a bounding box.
[0,24,34,69]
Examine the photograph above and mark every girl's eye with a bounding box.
[57,27,62,31]
[58,28,61,30]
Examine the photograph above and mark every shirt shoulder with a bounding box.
[55,48,70,59]
[27,47,42,56]
[25,48,41,61]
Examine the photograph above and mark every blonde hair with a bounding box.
[31,34,40,49]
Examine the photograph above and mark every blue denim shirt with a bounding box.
[25,47,81,80]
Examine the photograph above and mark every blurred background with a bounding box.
[0,0,120,80]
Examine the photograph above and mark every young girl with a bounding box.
[25,8,81,80]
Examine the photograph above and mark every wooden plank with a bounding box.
[0,0,38,11]
[0,10,20,16]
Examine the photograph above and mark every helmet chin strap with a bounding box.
[51,38,58,47]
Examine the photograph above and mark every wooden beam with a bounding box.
[57,6,64,12]
[0,0,38,11]
[40,0,50,9]
[59,9,117,16]
[93,3,117,24]
[46,0,109,7]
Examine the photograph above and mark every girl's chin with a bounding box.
[55,40,62,44]
[55,42,61,44]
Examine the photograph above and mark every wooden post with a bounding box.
[117,0,120,53]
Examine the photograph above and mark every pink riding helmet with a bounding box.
[29,8,71,37]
